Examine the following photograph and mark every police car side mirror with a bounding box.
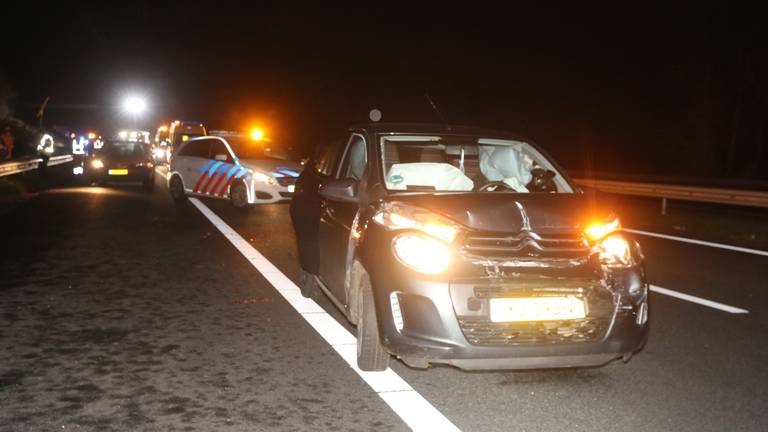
[214,154,227,161]
[320,178,358,203]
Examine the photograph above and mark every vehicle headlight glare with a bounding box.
[393,234,450,274]
[597,234,632,267]
[585,217,621,242]
[91,159,104,169]
[253,172,276,185]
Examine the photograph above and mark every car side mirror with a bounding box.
[320,178,358,203]
[214,154,227,161]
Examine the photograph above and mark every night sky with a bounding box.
[3,2,767,183]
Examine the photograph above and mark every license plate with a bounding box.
[489,297,586,322]
[288,185,295,193]
[108,169,128,175]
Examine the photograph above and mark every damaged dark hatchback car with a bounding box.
[290,123,649,371]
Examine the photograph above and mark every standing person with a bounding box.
[0,126,14,160]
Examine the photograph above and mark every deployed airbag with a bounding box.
[386,163,474,191]
[479,146,533,192]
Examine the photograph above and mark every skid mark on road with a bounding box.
[650,285,749,314]
[627,229,768,257]
[190,198,460,432]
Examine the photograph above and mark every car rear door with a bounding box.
[318,133,367,302]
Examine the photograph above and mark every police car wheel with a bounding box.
[169,176,186,201]
[230,181,249,209]
[356,272,390,371]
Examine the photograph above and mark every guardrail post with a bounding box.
[661,198,667,216]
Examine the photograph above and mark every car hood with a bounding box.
[239,158,303,178]
[388,193,609,233]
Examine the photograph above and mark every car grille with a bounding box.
[459,316,610,346]
[279,192,294,198]
[463,230,590,259]
[276,177,296,187]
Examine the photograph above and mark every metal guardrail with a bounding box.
[45,154,74,167]
[573,177,768,212]
[0,154,74,177]
[0,157,44,177]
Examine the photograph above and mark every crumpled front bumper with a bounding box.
[365,253,649,370]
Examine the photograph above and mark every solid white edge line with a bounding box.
[649,285,749,314]
[189,198,461,432]
[626,229,768,257]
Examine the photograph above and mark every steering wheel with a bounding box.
[476,180,516,192]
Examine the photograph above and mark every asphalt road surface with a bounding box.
[1,169,767,431]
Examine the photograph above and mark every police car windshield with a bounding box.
[172,133,205,146]
[226,137,268,159]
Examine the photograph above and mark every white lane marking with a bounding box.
[189,198,461,432]
[626,229,768,257]
[650,285,749,314]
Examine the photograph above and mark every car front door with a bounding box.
[318,133,367,303]
[291,137,347,277]
[205,139,238,197]
[175,138,212,193]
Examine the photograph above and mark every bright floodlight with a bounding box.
[123,96,147,115]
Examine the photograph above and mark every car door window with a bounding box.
[179,139,211,158]
[210,140,233,162]
[314,138,345,177]
[338,135,367,180]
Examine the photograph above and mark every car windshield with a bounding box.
[226,136,270,159]
[172,132,205,146]
[380,136,573,193]
[99,141,146,160]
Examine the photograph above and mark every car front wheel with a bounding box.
[143,173,155,191]
[356,272,390,371]
[230,181,249,209]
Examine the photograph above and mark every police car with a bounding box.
[167,134,302,208]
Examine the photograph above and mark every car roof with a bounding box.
[347,123,531,141]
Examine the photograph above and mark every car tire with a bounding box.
[169,175,186,201]
[299,269,322,299]
[230,180,249,210]
[356,272,390,371]
[143,174,155,192]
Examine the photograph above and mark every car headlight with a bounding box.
[585,217,621,242]
[392,233,451,274]
[91,159,104,169]
[373,202,459,243]
[597,234,633,267]
[252,171,277,185]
